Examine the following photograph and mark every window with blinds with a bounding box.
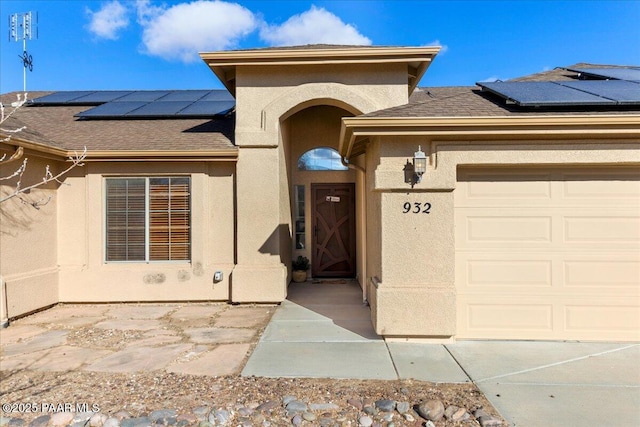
[105,177,191,262]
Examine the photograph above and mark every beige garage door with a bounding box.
[455,166,640,341]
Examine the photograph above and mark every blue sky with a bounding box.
[1,1,639,93]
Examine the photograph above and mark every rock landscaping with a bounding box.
[0,372,505,427]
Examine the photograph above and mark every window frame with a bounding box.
[294,184,305,250]
[297,147,349,171]
[103,176,192,264]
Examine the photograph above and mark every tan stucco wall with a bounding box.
[353,154,367,297]
[365,140,383,311]
[0,153,61,318]
[232,63,411,302]
[235,64,409,141]
[367,135,640,338]
[57,161,235,303]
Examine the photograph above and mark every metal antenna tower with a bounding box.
[9,11,38,92]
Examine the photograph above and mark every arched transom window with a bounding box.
[298,147,348,171]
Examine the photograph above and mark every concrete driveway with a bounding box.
[445,341,640,427]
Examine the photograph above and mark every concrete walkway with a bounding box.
[242,280,469,382]
[243,280,640,427]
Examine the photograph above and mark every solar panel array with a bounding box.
[29,90,235,119]
[566,67,640,82]
[559,80,640,104]
[478,82,617,106]
[477,67,640,107]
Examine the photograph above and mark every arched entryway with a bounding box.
[282,104,364,282]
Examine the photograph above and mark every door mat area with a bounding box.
[311,279,347,284]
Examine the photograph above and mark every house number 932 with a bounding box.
[403,202,431,214]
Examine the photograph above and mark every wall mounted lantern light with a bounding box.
[413,145,427,183]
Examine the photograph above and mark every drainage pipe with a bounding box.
[340,156,365,173]
[0,276,8,328]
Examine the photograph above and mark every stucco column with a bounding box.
[231,143,287,302]
[373,191,456,337]
[368,137,456,339]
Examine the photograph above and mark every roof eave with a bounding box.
[339,114,640,158]
[200,46,441,96]
[84,149,238,162]
[1,137,239,162]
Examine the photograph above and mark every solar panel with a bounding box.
[41,89,236,118]
[176,101,235,116]
[125,101,193,117]
[75,102,147,118]
[30,91,96,104]
[478,81,617,106]
[160,90,211,102]
[568,67,640,81]
[69,91,133,104]
[557,80,640,104]
[114,91,171,102]
[199,90,235,101]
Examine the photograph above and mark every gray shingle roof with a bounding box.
[1,92,235,153]
[365,64,640,118]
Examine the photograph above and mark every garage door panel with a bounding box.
[563,180,640,200]
[457,208,638,249]
[465,259,552,287]
[465,216,552,243]
[466,302,553,331]
[563,215,640,243]
[458,296,640,340]
[565,304,640,334]
[465,177,552,199]
[564,260,640,288]
[562,170,640,200]
[456,166,639,341]
[457,253,639,293]
[456,210,554,248]
[457,168,640,208]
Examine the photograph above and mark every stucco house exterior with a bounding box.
[1,45,638,342]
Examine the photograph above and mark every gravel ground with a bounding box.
[0,370,505,426]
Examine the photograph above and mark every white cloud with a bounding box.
[87,1,130,40]
[423,39,448,55]
[478,76,501,82]
[260,6,371,47]
[137,0,258,63]
[135,0,163,26]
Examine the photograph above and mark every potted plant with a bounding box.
[292,256,310,283]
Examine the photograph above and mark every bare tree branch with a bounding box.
[0,94,27,143]
[0,148,87,206]
[1,93,86,208]
[0,146,24,164]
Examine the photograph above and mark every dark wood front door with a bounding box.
[311,183,356,277]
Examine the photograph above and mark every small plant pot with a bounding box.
[292,270,307,283]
